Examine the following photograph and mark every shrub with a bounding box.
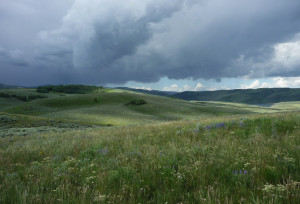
[0,93,11,98]
[28,95,48,101]
[125,99,147,106]
[16,95,28,101]
[37,85,99,94]
[36,87,49,93]
[0,92,47,102]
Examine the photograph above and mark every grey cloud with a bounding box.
[0,0,74,50]
[69,0,185,71]
[1,0,300,86]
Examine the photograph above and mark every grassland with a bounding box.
[0,88,286,127]
[0,88,299,203]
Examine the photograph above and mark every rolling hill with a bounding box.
[116,87,177,97]
[172,88,300,104]
[0,87,286,129]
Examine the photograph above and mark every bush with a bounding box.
[0,92,47,102]
[28,95,48,101]
[0,93,11,98]
[16,95,28,101]
[36,87,49,93]
[37,85,99,94]
[125,99,147,106]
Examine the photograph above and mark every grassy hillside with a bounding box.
[1,88,280,127]
[0,112,299,203]
[173,88,300,104]
[116,87,177,97]
[0,87,299,203]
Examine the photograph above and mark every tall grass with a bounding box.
[0,112,299,203]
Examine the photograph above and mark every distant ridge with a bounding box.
[116,87,177,97]
[0,83,23,89]
[2,83,300,104]
[172,88,300,104]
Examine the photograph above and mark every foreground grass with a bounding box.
[0,112,299,203]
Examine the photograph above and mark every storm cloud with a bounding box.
[1,0,300,86]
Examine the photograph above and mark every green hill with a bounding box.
[116,87,177,96]
[0,87,285,127]
[172,88,300,104]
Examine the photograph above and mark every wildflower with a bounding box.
[98,146,108,155]
[6,172,18,177]
[159,151,166,157]
[205,125,212,130]
[233,170,248,175]
[216,123,225,128]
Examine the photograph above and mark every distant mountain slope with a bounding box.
[116,87,177,97]
[172,88,300,104]
[0,83,22,89]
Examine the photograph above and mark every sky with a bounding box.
[1,0,300,91]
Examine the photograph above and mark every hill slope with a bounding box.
[116,87,177,97]
[0,88,283,127]
[172,88,300,104]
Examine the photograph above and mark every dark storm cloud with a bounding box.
[1,0,300,86]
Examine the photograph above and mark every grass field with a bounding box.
[0,88,299,203]
[0,88,287,126]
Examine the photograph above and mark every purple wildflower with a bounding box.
[205,125,212,130]
[233,170,248,175]
[98,146,108,155]
[216,123,226,128]
[6,172,18,177]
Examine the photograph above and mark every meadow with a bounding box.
[0,87,299,203]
